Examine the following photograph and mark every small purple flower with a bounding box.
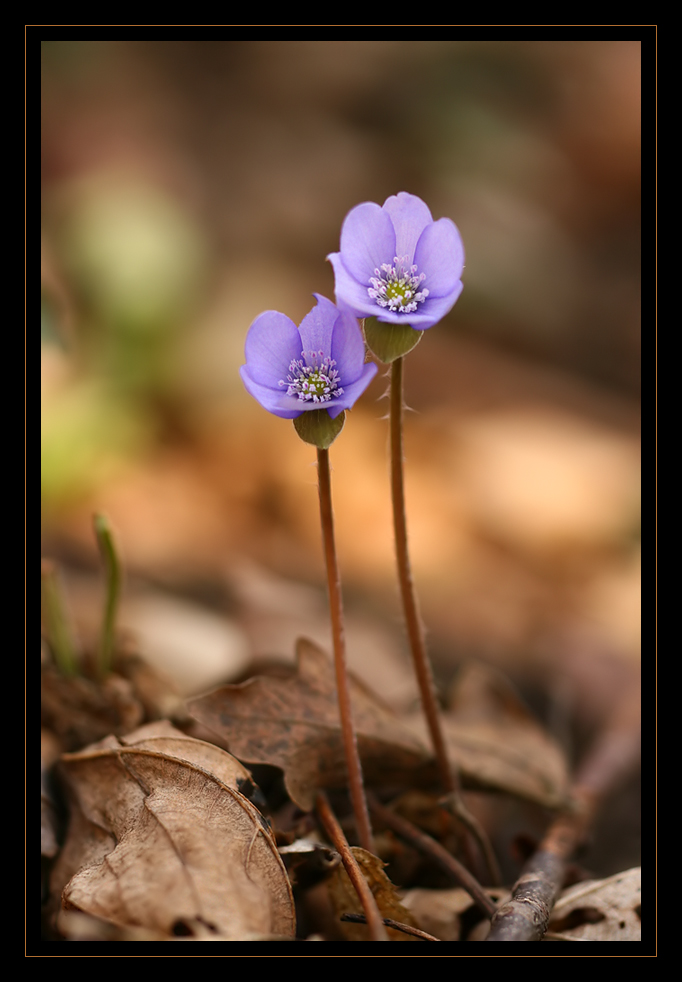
[327,191,464,330]
[240,294,378,420]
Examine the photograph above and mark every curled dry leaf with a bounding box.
[52,720,295,940]
[188,637,436,811]
[548,867,641,941]
[410,662,570,809]
[327,847,421,941]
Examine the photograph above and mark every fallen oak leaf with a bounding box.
[188,636,437,811]
[439,716,569,808]
[52,721,295,940]
[408,662,570,809]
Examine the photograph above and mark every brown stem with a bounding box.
[317,448,373,853]
[368,793,497,919]
[390,357,455,793]
[315,792,389,941]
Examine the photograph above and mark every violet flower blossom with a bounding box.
[327,192,464,331]
[240,294,378,420]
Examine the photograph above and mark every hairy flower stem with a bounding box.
[390,357,455,793]
[316,792,388,941]
[317,448,374,853]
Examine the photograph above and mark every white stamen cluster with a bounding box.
[368,255,429,313]
[280,349,344,403]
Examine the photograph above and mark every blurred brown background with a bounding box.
[41,39,641,874]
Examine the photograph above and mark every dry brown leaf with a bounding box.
[327,848,421,941]
[56,909,192,942]
[52,721,295,940]
[55,909,298,942]
[188,636,436,811]
[410,662,569,809]
[400,886,509,942]
[548,867,641,941]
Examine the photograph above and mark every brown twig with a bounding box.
[340,913,440,941]
[368,793,497,919]
[486,683,641,941]
[317,448,374,854]
[390,358,455,794]
[439,791,503,887]
[315,792,389,941]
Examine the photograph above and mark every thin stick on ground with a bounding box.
[368,793,497,919]
[485,681,641,942]
[340,913,440,941]
[315,792,389,941]
[317,448,373,853]
[440,791,503,886]
[390,357,455,794]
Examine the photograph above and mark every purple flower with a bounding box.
[327,192,464,330]
[240,294,378,420]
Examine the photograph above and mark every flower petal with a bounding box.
[327,253,384,319]
[333,361,378,413]
[338,202,396,283]
[243,310,303,388]
[413,217,465,298]
[330,304,366,384]
[239,366,302,419]
[382,192,433,262]
[297,294,337,356]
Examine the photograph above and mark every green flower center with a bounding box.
[368,255,429,314]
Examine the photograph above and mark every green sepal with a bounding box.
[364,319,424,363]
[293,409,346,449]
